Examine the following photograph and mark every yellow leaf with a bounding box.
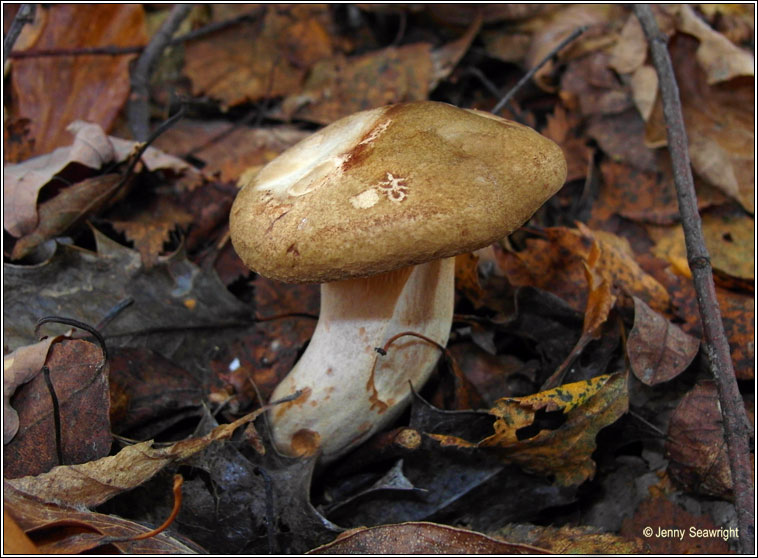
[480,373,628,486]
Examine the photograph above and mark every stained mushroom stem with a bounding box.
[269,257,455,461]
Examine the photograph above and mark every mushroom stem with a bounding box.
[269,257,455,461]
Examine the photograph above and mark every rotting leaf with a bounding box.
[5,408,265,508]
[4,339,111,479]
[480,373,629,486]
[165,409,341,554]
[308,522,548,554]
[627,296,700,386]
[4,481,204,554]
[153,120,311,183]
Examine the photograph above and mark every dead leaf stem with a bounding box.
[634,5,754,552]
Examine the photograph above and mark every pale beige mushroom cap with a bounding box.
[230,101,566,283]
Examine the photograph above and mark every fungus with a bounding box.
[229,101,567,462]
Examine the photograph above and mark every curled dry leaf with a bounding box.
[496,225,670,314]
[4,481,204,554]
[480,373,629,486]
[522,4,625,91]
[3,121,114,237]
[627,296,700,386]
[3,337,60,444]
[11,173,125,261]
[308,522,548,554]
[3,121,195,244]
[672,4,754,84]
[5,408,265,508]
[644,34,754,212]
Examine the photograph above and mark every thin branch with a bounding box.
[128,4,194,141]
[633,5,754,553]
[3,3,36,65]
[491,25,587,116]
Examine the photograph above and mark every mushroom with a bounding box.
[229,101,566,462]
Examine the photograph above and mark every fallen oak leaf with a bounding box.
[5,406,270,508]
[3,336,61,443]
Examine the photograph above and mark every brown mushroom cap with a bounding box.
[230,101,566,283]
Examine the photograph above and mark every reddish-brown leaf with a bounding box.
[620,493,733,553]
[665,380,754,500]
[627,296,700,385]
[4,339,111,479]
[10,4,147,157]
[309,522,548,554]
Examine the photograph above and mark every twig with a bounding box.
[128,4,193,141]
[3,3,35,65]
[633,5,754,552]
[491,25,587,116]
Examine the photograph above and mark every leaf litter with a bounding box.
[3,3,751,554]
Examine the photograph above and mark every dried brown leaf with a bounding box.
[309,522,548,554]
[184,5,333,107]
[11,173,125,261]
[109,197,193,269]
[4,340,111,479]
[5,409,264,508]
[10,4,147,157]
[627,296,700,385]
[4,481,204,554]
[281,43,433,124]
[673,4,754,83]
[665,380,753,500]
[3,337,59,443]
